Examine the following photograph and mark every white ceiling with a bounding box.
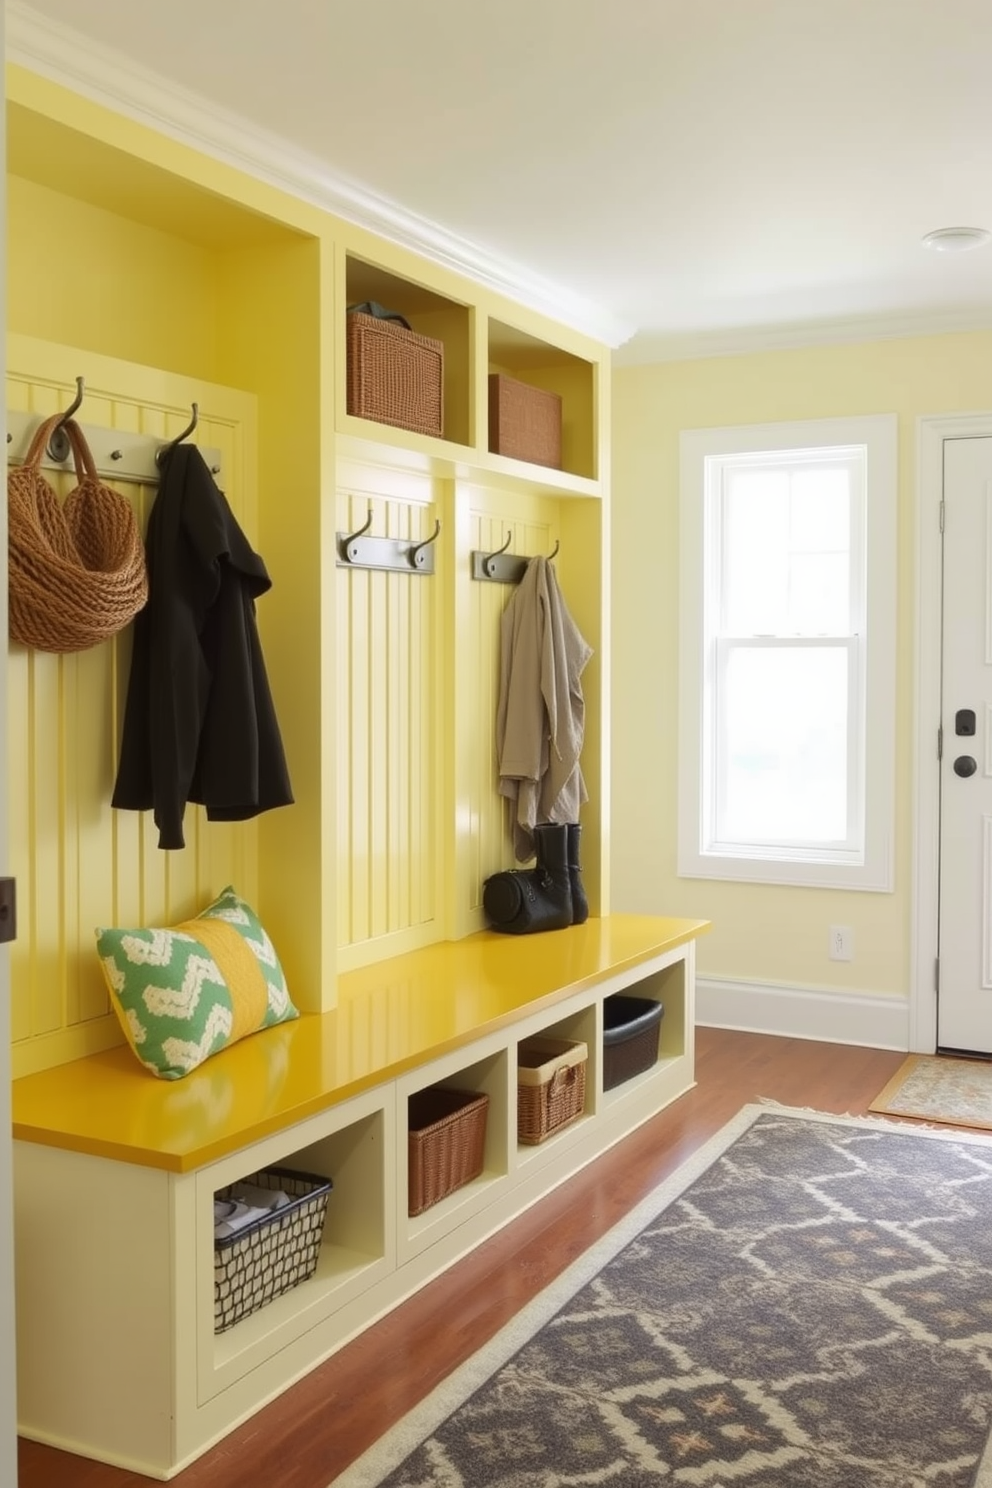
[9,0,992,361]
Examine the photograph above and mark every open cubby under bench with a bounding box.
[11,913,707,1480]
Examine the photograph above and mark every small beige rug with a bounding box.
[869,1052,992,1130]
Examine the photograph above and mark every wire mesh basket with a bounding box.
[214,1166,332,1334]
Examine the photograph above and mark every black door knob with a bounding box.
[954,755,978,778]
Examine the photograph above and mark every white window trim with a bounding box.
[678,414,897,891]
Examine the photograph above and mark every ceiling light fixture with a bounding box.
[921,226,991,253]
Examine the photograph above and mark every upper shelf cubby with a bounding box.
[6,99,320,389]
[7,101,308,253]
[343,255,472,449]
[487,318,598,484]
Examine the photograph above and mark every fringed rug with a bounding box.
[869,1053,992,1131]
[337,1104,992,1488]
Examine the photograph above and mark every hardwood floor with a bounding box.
[16,1028,926,1487]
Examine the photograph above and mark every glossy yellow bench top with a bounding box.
[12,914,709,1173]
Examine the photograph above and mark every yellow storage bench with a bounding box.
[12,914,707,1480]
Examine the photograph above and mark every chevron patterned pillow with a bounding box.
[95,886,299,1079]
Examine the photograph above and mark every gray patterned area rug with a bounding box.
[337,1104,992,1488]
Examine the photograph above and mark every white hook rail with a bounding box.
[5,411,224,487]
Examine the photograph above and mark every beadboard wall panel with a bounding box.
[7,347,258,1077]
[457,490,560,933]
[335,474,441,969]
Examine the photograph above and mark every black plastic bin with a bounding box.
[602,995,664,1090]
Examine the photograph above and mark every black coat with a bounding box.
[112,445,293,849]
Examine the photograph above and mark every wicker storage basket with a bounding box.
[347,311,444,438]
[602,996,665,1091]
[408,1087,489,1216]
[517,1036,587,1145]
[488,373,562,469]
[214,1167,332,1334]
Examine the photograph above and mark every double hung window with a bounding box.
[678,416,896,890]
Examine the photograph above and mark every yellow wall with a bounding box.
[5,65,612,1072]
[7,175,221,381]
[212,238,330,1005]
[612,330,992,997]
[335,473,442,964]
[5,338,262,1077]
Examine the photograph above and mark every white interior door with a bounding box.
[937,435,992,1052]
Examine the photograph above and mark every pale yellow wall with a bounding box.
[612,329,992,996]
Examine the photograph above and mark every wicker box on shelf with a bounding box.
[516,1036,587,1145]
[347,311,444,438]
[408,1087,489,1216]
[214,1166,333,1334]
[602,996,665,1091]
[488,373,562,468]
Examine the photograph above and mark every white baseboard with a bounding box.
[697,976,910,1052]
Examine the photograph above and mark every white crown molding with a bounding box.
[6,1,634,350]
[616,305,992,365]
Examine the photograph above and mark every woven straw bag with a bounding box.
[8,414,148,653]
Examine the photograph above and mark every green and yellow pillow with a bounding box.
[95,886,299,1080]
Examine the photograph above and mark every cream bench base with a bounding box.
[13,916,706,1479]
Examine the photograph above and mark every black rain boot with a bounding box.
[565,823,588,924]
[531,823,574,924]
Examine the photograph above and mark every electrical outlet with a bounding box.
[829,924,853,962]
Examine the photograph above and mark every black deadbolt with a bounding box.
[956,708,977,736]
[954,755,978,778]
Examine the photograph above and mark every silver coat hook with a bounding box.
[342,508,374,564]
[482,533,513,578]
[156,402,199,467]
[336,507,439,575]
[548,539,560,561]
[410,520,441,569]
[47,376,85,462]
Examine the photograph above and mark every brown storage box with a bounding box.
[488,373,562,469]
[517,1036,587,1144]
[407,1087,489,1216]
[347,311,444,439]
